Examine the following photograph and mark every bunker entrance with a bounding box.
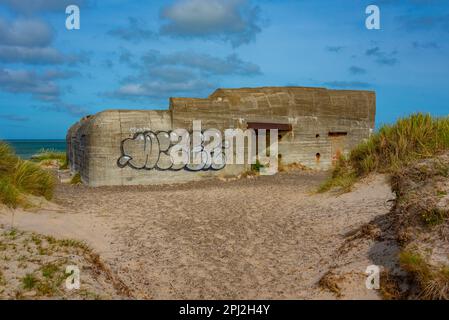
[328,132,347,165]
[247,122,292,158]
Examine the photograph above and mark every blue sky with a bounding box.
[0,0,448,139]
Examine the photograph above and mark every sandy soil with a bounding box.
[0,226,129,299]
[0,170,395,299]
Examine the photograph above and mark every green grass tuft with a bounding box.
[421,208,448,226]
[70,173,81,185]
[250,159,264,172]
[41,263,60,279]
[21,273,38,290]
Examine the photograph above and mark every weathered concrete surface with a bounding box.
[67,86,375,186]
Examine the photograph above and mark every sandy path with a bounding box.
[0,171,394,299]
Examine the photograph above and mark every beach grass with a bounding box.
[31,149,67,169]
[70,172,81,185]
[0,142,18,175]
[12,160,55,200]
[318,113,449,192]
[0,141,55,207]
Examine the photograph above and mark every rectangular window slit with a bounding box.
[328,132,348,137]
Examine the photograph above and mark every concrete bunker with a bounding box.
[67,86,376,186]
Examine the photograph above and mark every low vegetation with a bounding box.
[319,113,449,192]
[400,251,449,300]
[31,149,68,170]
[320,113,449,300]
[0,141,55,208]
[70,172,82,185]
[0,226,130,299]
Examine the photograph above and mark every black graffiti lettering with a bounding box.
[117,130,227,171]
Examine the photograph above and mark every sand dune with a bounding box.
[0,170,395,299]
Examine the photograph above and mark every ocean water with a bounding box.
[4,140,66,159]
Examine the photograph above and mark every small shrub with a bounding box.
[250,160,264,172]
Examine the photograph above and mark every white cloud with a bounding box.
[142,50,261,76]
[160,0,263,47]
[111,49,262,101]
[115,79,215,99]
[108,17,157,43]
[0,18,53,47]
[0,68,60,100]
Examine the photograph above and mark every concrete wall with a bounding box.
[67,86,375,186]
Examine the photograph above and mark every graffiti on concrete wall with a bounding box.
[117,130,227,171]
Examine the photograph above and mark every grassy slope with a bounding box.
[392,155,449,299]
[319,113,449,193]
[320,113,449,299]
[0,142,55,208]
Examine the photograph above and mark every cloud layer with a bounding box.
[0,68,60,101]
[365,47,399,66]
[0,16,87,65]
[160,0,263,47]
[112,49,262,100]
[108,17,157,43]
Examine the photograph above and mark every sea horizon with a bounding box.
[3,139,66,159]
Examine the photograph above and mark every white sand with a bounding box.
[0,171,395,299]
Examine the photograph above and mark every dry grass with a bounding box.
[318,271,343,297]
[379,270,404,300]
[400,251,449,300]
